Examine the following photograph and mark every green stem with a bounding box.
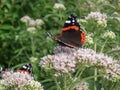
[54,78,62,90]
[78,67,86,78]
[70,75,103,90]
[94,42,97,90]
[30,36,35,56]
[94,68,97,90]
[94,43,97,52]
[69,67,85,89]
[100,39,108,53]
[75,65,85,77]
[64,75,67,90]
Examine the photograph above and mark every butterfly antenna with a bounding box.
[46,32,52,37]
[46,32,56,39]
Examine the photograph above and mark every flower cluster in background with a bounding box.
[86,34,94,45]
[105,61,120,81]
[85,12,107,21]
[20,16,44,34]
[85,11,107,27]
[53,3,66,10]
[20,16,44,27]
[25,80,43,90]
[102,30,116,39]
[75,81,89,90]
[112,45,120,51]
[29,56,38,63]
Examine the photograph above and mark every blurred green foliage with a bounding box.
[0,0,120,89]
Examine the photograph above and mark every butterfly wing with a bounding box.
[57,13,86,48]
[58,30,84,48]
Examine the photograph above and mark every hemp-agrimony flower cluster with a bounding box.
[40,46,120,81]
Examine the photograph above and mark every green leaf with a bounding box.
[0,24,14,30]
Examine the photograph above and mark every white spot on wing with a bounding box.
[23,66,27,69]
[65,20,71,23]
[72,20,75,22]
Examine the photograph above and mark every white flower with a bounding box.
[95,53,114,67]
[86,35,94,44]
[74,48,120,81]
[97,20,107,27]
[85,12,107,27]
[105,61,120,81]
[53,53,76,73]
[75,81,89,90]
[25,80,44,90]
[29,20,36,27]
[40,53,76,73]
[35,19,44,26]
[27,27,36,34]
[15,35,19,41]
[115,17,120,22]
[40,46,120,82]
[41,47,115,73]
[74,48,114,67]
[78,19,87,23]
[0,80,5,89]
[97,0,109,4]
[29,19,44,27]
[40,55,53,69]
[53,3,66,10]
[85,12,107,21]
[3,72,33,89]
[102,30,116,39]
[20,15,44,28]
[2,70,14,79]
[29,56,38,63]
[0,72,44,90]
[20,16,31,24]
[112,45,120,51]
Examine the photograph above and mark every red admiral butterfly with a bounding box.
[17,63,32,74]
[47,13,86,48]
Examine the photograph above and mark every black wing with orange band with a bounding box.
[46,13,86,48]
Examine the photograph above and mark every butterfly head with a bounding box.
[63,13,80,31]
[64,13,79,25]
